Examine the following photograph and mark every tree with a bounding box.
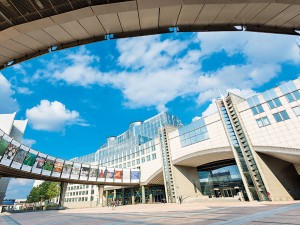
[27,181,60,203]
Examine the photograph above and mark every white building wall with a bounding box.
[169,113,232,166]
[238,80,300,151]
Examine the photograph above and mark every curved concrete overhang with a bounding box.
[0,0,299,69]
[141,168,164,186]
[255,146,300,164]
[173,147,234,167]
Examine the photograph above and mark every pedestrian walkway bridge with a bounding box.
[0,128,140,186]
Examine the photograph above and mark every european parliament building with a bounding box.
[63,78,300,208]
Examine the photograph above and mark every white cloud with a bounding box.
[197,32,300,64]
[0,73,19,113]
[30,32,300,113]
[17,87,33,95]
[26,100,87,132]
[22,138,36,147]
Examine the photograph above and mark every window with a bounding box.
[152,153,157,160]
[273,110,290,122]
[293,106,300,116]
[256,117,270,128]
[136,159,140,164]
[146,155,151,161]
[285,91,300,103]
[141,157,145,163]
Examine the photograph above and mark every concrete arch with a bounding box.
[172,147,234,167]
[254,146,300,164]
[0,0,299,69]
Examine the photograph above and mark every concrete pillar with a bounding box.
[131,188,135,205]
[105,191,108,206]
[141,186,146,204]
[149,193,153,204]
[113,189,116,201]
[122,188,125,205]
[98,185,104,207]
[58,182,68,208]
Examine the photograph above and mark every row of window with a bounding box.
[108,153,157,169]
[65,197,93,202]
[248,81,300,116]
[67,184,93,191]
[67,190,89,197]
[256,109,296,127]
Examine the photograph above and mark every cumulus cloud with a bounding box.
[26,100,87,132]
[17,87,33,95]
[22,138,36,147]
[30,32,300,113]
[0,73,19,113]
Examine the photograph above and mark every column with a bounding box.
[98,185,104,207]
[149,188,153,204]
[113,189,116,201]
[122,188,125,205]
[58,182,68,208]
[141,186,146,204]
[105,190,108,206]
[131,188,135,205]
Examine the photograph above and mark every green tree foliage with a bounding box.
[27,181,60,203]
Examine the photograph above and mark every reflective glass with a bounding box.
[279,83,290,94]
[286,93,295,103]
[262,117,270,126]
[293,106,300,116]
[247,98,255,107]
[267,101,275,109]
[257,105,264,113]
[273,113,282,122]
[280,110,290,120]
[256,119,263,128]
[293,91,300,100]
[273,98,282,107]
[251,107,258,115]
[262,91,271,101]
[286,81,297,92]
[252,96,260,106]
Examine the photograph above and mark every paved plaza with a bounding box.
[0,201,300,225]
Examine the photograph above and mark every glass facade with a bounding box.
[72,112,181,169]
[198,160,245,198]
[178,118,209,147]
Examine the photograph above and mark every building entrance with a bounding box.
[198,159,247,199]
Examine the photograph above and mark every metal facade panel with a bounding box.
[250,3,290,24]
[138,0,184,10]
[78,16,106,37]
[194,4,225,25]
[0,45,21,59]
[12,34,45,51]
[0,39,32,55]
[60,21,91,40]
[118,11,140,32]
[213,3,247,24]
[14,18,55,33]
[159,5,182,27]
[43,25,76,43]
[26,29,58,47]
[234,3,269,24]
[92,1,137,15]
[97,14,123,34]
[177,4,204,26]
[0,28,20,42]
[282,14,300,28]
[51,7,94,24]
[0,55,9,65]
[139,8,159,29]
[266,5,300,26]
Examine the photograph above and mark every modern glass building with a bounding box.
[62,79,300,207]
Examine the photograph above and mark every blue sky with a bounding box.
[1,31,300,198]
